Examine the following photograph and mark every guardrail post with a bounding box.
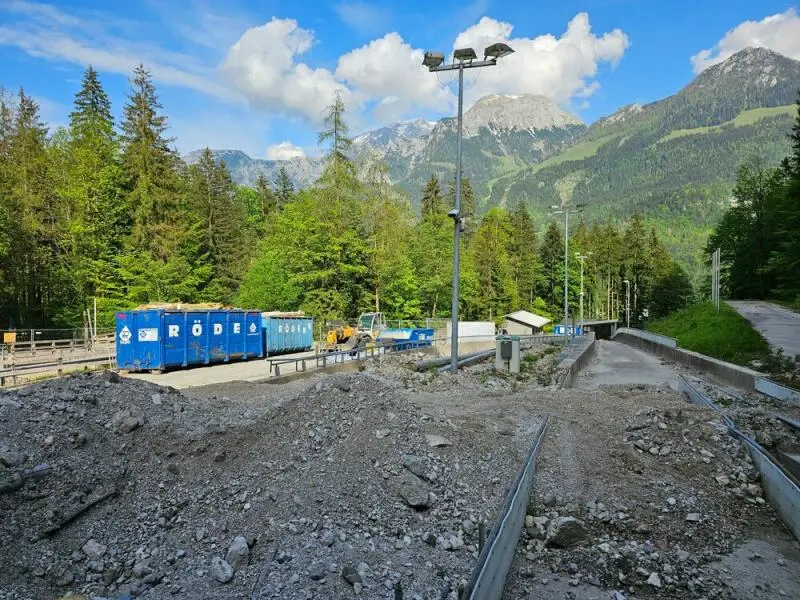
[275,365,280,377]
[302,360,306,372]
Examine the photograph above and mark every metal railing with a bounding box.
[613,327,677,348]
[678,375,800,541]
[462,416,550,599]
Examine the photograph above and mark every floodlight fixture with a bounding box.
[453,47,477,61]
[422,51,444,68]
[484,42,514,59]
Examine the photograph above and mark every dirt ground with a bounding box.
[1,340,798,600]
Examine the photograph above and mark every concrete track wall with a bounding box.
[560,333,597,389]
[612,330,761,390]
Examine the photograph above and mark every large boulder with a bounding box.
[546,517,588,548]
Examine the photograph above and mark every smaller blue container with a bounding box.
[116,309,263,371]
[261,314,314,356]
[377,328,435,351]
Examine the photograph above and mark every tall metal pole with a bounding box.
[579,258,584,328]
[450,63,464,373]
[625,280,631,328]
[563,209,569,342]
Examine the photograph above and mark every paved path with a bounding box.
[122,350,330,389]
[727,300,800,360]
[576,339,679,389]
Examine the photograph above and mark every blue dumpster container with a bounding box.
[115,309,263,371]
[261,314,314,355]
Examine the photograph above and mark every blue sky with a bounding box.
[1,0,799,158]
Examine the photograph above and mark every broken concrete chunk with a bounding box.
[425,434,452,447]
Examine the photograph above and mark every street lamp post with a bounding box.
[576,252,592,329]
[623,279,631,328]
[424,43,514,373]
[551,204,585,342]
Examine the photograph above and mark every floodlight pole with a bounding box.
[427,56,499,373]
[576,253,591,328]
[551,205,584,343]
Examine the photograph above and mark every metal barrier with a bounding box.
[613,327,677,348]
[678,375,800,541]
[462,416,550,600]
[756,377,800,406]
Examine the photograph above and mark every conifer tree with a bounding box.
[273,166,294,208]
[507,200,541,309]
[420,175,443,219]
[120,64,179,255]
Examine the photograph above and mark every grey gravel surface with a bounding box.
[0,349,558,600]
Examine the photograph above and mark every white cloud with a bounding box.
[220,18,349,124]
[0,1,237,101]
[266,141,306,160]
[453,14,629,106]
[336,32,454,123]
[691,9,800,73]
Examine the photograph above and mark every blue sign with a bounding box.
[554,325,584,336]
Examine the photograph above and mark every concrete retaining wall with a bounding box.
[560,333,597,389]
[612,330,761,390]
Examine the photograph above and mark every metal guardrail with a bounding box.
[462,416,550,600]
[678,375,800,542]
[614,327,678,348]
[756,377,800,406]
[266,338,446,376]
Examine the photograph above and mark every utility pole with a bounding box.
[576,252,592,330]
[551,204,586,342]
[623,279,631,328]
[424,43,514,372]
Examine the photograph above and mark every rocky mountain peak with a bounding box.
[695,47,800,90]
[462,94,583,138]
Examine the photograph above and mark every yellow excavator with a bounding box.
[324,312,387,352]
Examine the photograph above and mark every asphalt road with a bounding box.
[727,300,800,360]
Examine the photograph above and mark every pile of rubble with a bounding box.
[505,387,799,599]
[0,369,536,599]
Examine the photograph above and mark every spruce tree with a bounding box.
[120,64,179,255]
[255,173,277,218]
[769,96,800,299]
[420,175,443,219]
[539,221,564,312]
[56,66,126,325]
[471,208,517,319]
[186,149,247,302]
[5,90,54,325]
[273,166,295,208]
[508,200,541,309]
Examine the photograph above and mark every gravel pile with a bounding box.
[0,368,535,600]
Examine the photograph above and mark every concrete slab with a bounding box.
[577,340,679,389]
[728,300,800,360]
[122,350,321,389]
